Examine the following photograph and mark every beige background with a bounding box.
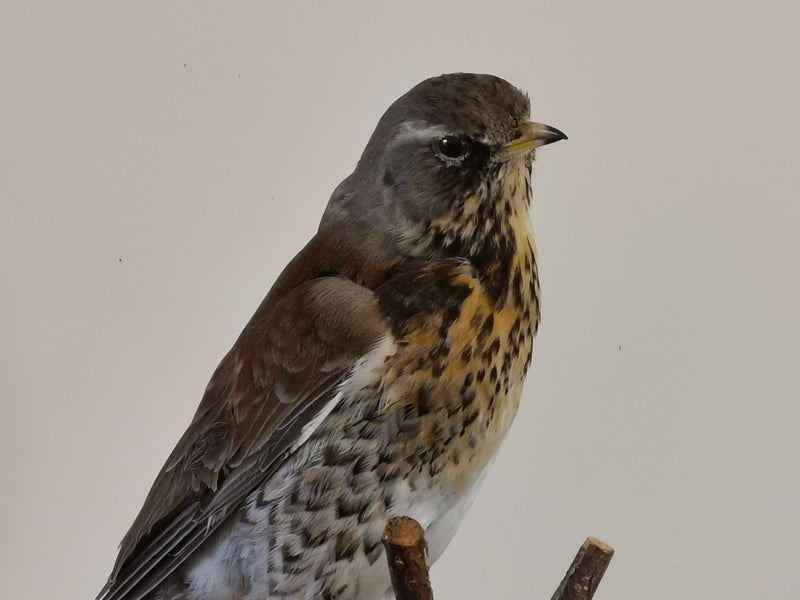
[2,1,799,598]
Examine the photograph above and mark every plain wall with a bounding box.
[2,1,799,598]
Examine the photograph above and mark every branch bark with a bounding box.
[551,537,615,600]
[381,516,434,600]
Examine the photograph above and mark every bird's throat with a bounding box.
[415,159,540,326]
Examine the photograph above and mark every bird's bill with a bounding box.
[502,121,568,156]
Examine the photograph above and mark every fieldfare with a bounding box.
[98,72,567,600]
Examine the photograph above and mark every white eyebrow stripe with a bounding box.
[393,121,449,143]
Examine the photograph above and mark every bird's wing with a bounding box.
[98,275,389,600]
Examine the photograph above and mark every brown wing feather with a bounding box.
[98,274,389,600]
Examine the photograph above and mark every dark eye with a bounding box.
[437,137,469,159]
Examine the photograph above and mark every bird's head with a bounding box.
[323,73,566,267]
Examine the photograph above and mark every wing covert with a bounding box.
[98,276,389,600]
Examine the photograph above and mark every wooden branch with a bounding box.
[551,537,615,600]
[382,516,434,600]
[382,516,613,600]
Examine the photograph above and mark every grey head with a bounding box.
[321,73,566,260]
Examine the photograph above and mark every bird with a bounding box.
[97,72,566,600]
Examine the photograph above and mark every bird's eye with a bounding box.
[437,137,469,160]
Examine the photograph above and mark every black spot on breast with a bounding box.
[301,527,329,547]
[415,383,435,416]
[433,419,448,441]
[462,409,480,431]
[322,444,358,467]
[478,313,494,346]
[461,387,476,408]
[461,345,473,363]
[483,338,500,362]
[428,459,444,477]
[352,454,372,476]
[355,420,379,440]
[431,361,445,378]
[337,494,361,519]
[282,544,303,564]
[357,499,375,524]
[510,316,521,339]
[365,536,384,564]
[502,351,512,373]
[512,267,524,305]
[360,398,381,423]
[376,461,400,483]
